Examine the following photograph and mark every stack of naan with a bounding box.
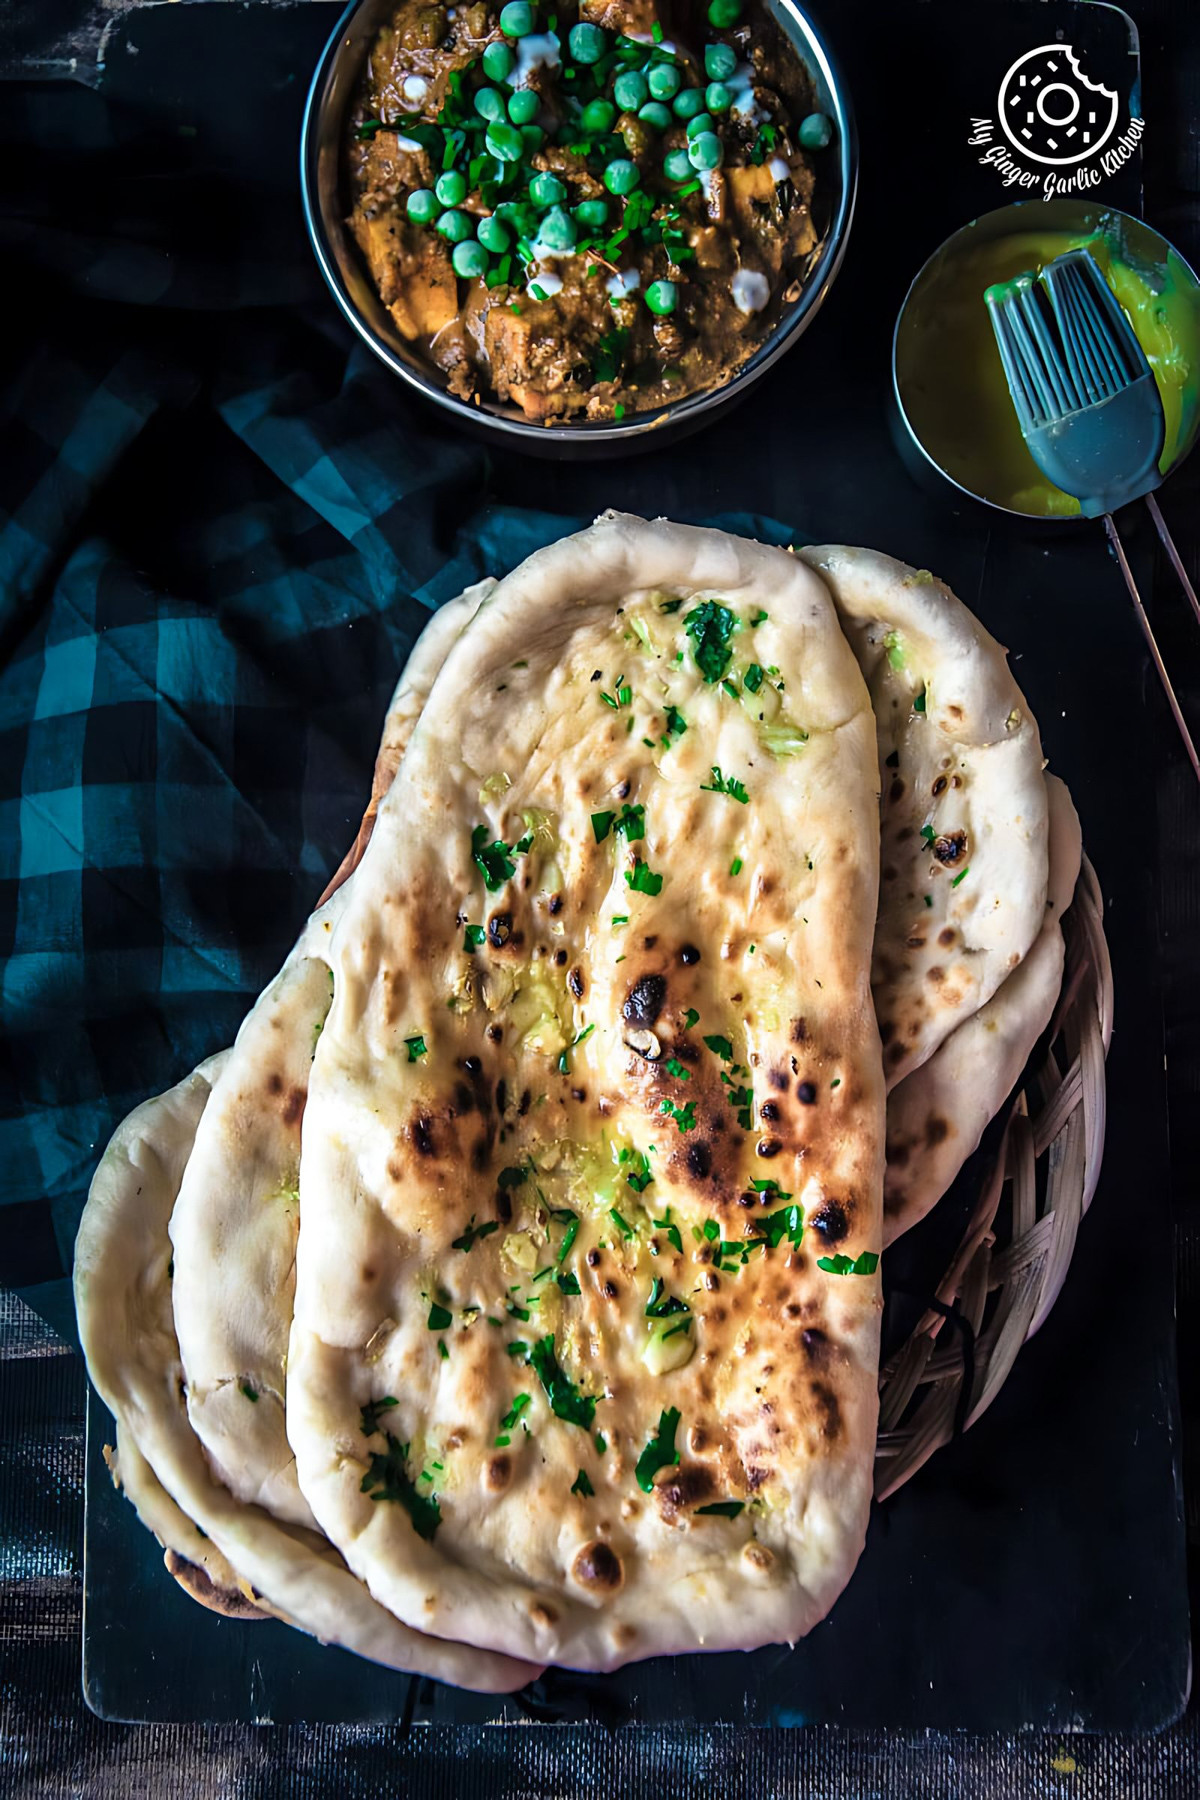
[75,516,1079,1685]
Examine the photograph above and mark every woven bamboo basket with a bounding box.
[874,855,1113,1501]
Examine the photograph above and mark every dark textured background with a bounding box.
[3,0,1200,1791]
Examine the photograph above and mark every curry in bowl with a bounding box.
[347,0,834,422]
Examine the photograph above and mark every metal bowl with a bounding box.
[891,198,1200,523]
[301,0,857,455]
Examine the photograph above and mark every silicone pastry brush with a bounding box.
[986,248,1200,782]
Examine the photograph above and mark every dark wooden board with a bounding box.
[79,0,1190,1733]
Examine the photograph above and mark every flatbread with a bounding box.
[105,1427,271,1620]
[882,773,1082,1242]
[74,1057,539,1691]
[288,512,886,1671]
[170,585,493,1531]
[799,545,1049,1090]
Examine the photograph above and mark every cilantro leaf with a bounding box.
[700,766,750,804]
[571,1468,595,1497]
[427,1301,452,1331]
[528,1335,596,1429]
[684,600,737,684]
[360,1434,442,1540]
[703,1033,734,1061]
[463,923,486,950]
[452,1217,500,1253]
[404,1034,428,1063]
[557,1021,595,1074]
[625,861,664,896]
[817,1251,880,1276]
[646,1277,689,1318]
[635,1406,681,1492]
[591,810,616,842]
[360,1395,399,1436]
[659,1097,696,1132]
[697,1500,744,1518]
[471,825,518,891]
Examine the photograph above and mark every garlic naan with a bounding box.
[288,513,886,1670]
[800,545,1049,1090]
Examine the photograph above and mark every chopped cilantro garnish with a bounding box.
[830,1077,841,1089]
[463,923,486,950]
[594,1431,607,1454]
[659,597,685,615]
[471,824,528,891]
[924,894,934,908]
[702,1219,719,1242]
[360,1395,399,1436]
[725,1082,754,1130]
[529,1335,596,1429]
[404,1034,428,1063]
[703,1033,734,1061]
[951,865,971,887]
[591,809,616,842]
[499,1393,531,1435]
[651,19,664,40]
[684,600,737,684]
[506,1301,530,1321]
[506,1340,529,1360]
[615,802,645,841]
[438,1340,449,1360]
[452,1217,499,1253]
[625,861,664,896]
[729,856,743,876]
[360,1435,441,1540]
[558,1021,595,1074]
[914,689,927,714]
[609,1207,635,1240]
[750,608,769,626]
[356,118,383,140]
[427,1301,452,1331]
[612,914,629,927]
[744,663,765,693]
[701,766,750,804]
[239,1382,258,1403]
[571,1468,595,1497]
[497,1164,527,1191]
[556,1270,581,1296]
[663,703,688,742]
[753,1204,804,1250]
[653,1210,684,1254]
[683,1008,699,1030]
[646,1277,689,1318]
[659,1097,696,1132]
[663,1057,691,1081]
[620,1148,654,1193]
[721,678,739,700]
[635,1406,681,1492]
[697,1501,744,1518]
[817,1251,880,1276]
[553,1211,580,1264]
[751,1178,792,1198]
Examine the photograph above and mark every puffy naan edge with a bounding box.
[289,513,886,1671]
[169,582,494,1532]
[106,1425,272,1621]
[800,544,1050,1090]
[74,1059,540,1693]
[882,773,1082,1243]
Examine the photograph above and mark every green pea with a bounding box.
[704,42,737,80]
[613,70,648,112]
[406,187,439,224]
[435,169,467,206]
[638,101,672,130]
[452,239,489,278]
[477,215,512,252]
[520,123,545,152]
[687,130,722,170]
[644,279,677,315]
[705,82,732,113]
[575,197,609,226]
[662,147,692,183]
[507,88,540,124]
[580,98,616,132]
[474,85,505,121]
[529,171,567,207]
[798,111,834,149]
[707,0,741,26]
[603,158,641,196]
[482,41,515,81]
[672,86,706,120]
[499,1,535,38]
[647,61,681,101]
[685,111,715,139]
[437,208,474,242]
[568,21,606,63]
[538,205,578,249]
[485,119,525,161]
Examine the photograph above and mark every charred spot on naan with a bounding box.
[571,1540,624,1594]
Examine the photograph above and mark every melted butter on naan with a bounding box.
[289,514,886,1671]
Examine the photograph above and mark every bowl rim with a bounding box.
[890,196,1200,524]
[300,0,858,446]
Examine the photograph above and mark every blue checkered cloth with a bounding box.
[0,291,790,1346]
